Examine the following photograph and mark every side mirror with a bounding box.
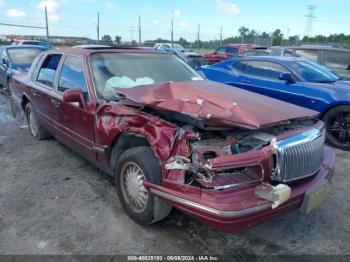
[63,88,85,108]
[279,72,295,83]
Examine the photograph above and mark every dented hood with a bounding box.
[114,80,317,129]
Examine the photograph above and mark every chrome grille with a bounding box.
[272,128,325,182]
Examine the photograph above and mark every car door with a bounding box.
[31,53,64,136]
[55,55,96,162]
[229,60,313,108]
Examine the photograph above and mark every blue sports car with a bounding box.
[199,56,350,150]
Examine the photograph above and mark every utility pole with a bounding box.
[96,12,100,43]
[138,16,142,46]
[171,10,174,48]
[220,26,222,46]
[45,6,50,43]
[197,24,200,49]
[305,5,316,37]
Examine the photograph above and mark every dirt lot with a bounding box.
[0,94,349,259]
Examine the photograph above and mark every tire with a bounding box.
[322,105,350,150]
[25,103,50,140]
[115,146,172,225]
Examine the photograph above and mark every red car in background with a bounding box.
[9,47,335,232]
[203,44,255,65]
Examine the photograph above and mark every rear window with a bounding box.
[7,48,43,65]
[90,52,202,100]
[226,47,239,54]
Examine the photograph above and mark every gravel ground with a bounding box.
[0,94,349,260]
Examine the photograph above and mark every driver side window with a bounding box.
[58,56,89,101]
[245,61,290,79]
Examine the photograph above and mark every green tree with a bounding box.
[115,35,122,45]
[272,29,283,46]
[178,37,188,47]
[101,35,113,45]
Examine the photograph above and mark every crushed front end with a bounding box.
[144,119,335,232]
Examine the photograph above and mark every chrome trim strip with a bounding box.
[150,188,271,218]
[93,145,108,153]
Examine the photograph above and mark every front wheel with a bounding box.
[115,146,172,225]
[25,103,50,140]
[322,105,350,150]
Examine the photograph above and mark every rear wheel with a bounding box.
[322,105,350,150]
[115,146,172,225]
[25,103,50,140]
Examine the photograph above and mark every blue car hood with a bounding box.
[304,80,350,99]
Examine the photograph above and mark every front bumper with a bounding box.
[145,146,335,232]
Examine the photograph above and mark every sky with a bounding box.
[0,0,349,42]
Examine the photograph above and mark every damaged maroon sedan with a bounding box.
[10,47,335,232]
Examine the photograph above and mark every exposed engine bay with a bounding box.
[165,117,317,190]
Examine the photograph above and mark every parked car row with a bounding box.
[199,56,350,150]
[154,43,202,68]
[198,44,350,80]
[8,46,335,233]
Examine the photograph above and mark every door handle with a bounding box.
[50,98,61,108]
[32,89,40,96]
[241,80,251,84]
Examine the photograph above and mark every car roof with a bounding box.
[230,56,305,63]
[224,44,255,47]
[44,47,170,56]
[5,45,48,50]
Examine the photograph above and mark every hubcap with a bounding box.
[28,109,39,137]
[326,111,350,146]
[120,162,149,212]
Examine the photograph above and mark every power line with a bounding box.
[0,22,45,29]
[138,16,142,45]
[305,5,317,37]
[171,10,174,47]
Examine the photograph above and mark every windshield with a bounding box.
[90,52,202,100]
[172,44,184,49]
[7,48,43,65]
[290,60,340,83]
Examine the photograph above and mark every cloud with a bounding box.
[173,9,181,18]
[49,14,59,21]
[312,0,342,3]
[153,20,159,25]
[215,0,240,16]
[105,1,116,8]
[179,22,191,29]
[37,0,59,13]
[6,9,27,18]
[37,0,60,22]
